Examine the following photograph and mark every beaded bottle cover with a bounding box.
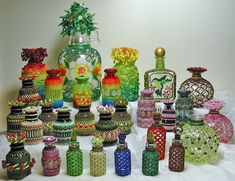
[161,100,176,132]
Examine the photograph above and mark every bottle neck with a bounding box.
[11,106,23,113]
[79,106,90,112]
[115,105,127,112]
[192,72,202,78]
[156,57,165,70]
[41,106,53,113]
[69,32,90,46]
[209,110,219,114]
[10,143,24,151]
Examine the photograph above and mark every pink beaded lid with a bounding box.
[43,136,57,145]
[140,89,154,96]
[204,99,224,111]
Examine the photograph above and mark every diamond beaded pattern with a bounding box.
[90,151,106,176]
[67,149,83,176]
[169,145,184,172]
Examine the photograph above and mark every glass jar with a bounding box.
[45,69,63,108]
[175,88,193,126]
[7,101,25,134]
[67,141,83,176]
[112,47,139,101]
[147,113,166,160]
[180,67,214,108]
[73,76,92,108]
[114,133,131,176]
[144,48,176,101]
[102,68,121,106]
[204,99,233,143]
[161,100,176,132]
[137,90,155,128]
[181,115,219,165]
[41,136,61,176]
[21,47,48,99]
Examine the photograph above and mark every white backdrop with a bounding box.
[0,0,235,131]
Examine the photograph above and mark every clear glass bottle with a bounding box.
[114,133,131,176]
[66,141,83,176]
[142,131,159,176]
[147,113,166,160]
[182,115,219,165]
[204,99,233,143]
[144,47,176,101]
[161,100,176,132]
[90,136,106,176]
[169,127,185,172]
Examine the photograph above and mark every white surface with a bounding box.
[1,92,235,181]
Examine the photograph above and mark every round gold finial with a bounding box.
[154,47,165,57]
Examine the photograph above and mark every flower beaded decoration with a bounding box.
[2,133,35,180]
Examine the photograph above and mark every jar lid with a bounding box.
[43,136,57,145]
[104,68,117,74]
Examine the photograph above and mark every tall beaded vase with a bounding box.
[39,100,57,136]
[21,47,48,99]
[204,100,234,143]
[161,100,176,132]
[21,106,43,144]
[7,101,25,134]
[180,67,214,108]
[102,68,121,106]
[147,113,166,160]
[181,115,219,165]
[41,136,61,176]
[112,47,139,101]
[45,69,63,108]
[112,99,133,135]
[90,137,106,176]
[95,106,119,146]
[67,141,83,176]
[2,133,35,180]
[137,90,155,128]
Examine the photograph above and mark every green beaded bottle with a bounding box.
[66,141,83,176]
[142,131,159,176]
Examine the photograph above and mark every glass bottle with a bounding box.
[2,133,35,180]
[90,136,106,176]
[102,68,121,106]
[142,131,159,176]
[180,67,214,108]
[21,47,48,99]
[169,127,185,172]
[7,101,25,134]
[112,47,139,101]
[58,2,101,102]
[144,47,176,101]
[41,136,61,176]
[147,113,166,160]
[204,99,233,143]
[53,107,74,144]
[137,90,155,128]
[45,69,63,108]
[112,99,133,135]
[114,133,131,176]
[21,106,43,144]
[95,105,119,146]
[66,141,83,176]
[39,100,57,136]
[73,76,92,108]
[161,100,176,132]
[175,88,193,126]
[181,115,219,165]
[18,76,41,106]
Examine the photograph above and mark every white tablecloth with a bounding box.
[0,90,235,181]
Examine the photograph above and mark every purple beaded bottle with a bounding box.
[41,136,61,176]
[161,100,176,132]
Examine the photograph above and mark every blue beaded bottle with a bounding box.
[114,133,131,176]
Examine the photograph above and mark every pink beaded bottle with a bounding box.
[137,90,155,128]
[41,136,61,176]
[204,99,233,143]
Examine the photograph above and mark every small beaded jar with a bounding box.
[114,133,131,176]
[41,136,61,176]
[95,105,119,146]
[18,76,41,106]
[39,100,57,136]
[66,141,83,176]
[21,106,43,144]
[53,107,74,144]
[147,113,166,160]
[204,99,234,143]
[112,99,133,135]
[137,90,155,128]
[161,100,176,132]
[169,127,185,172]
[7,101,26,134]
[90,136,106,176]
[142,131,159,176]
